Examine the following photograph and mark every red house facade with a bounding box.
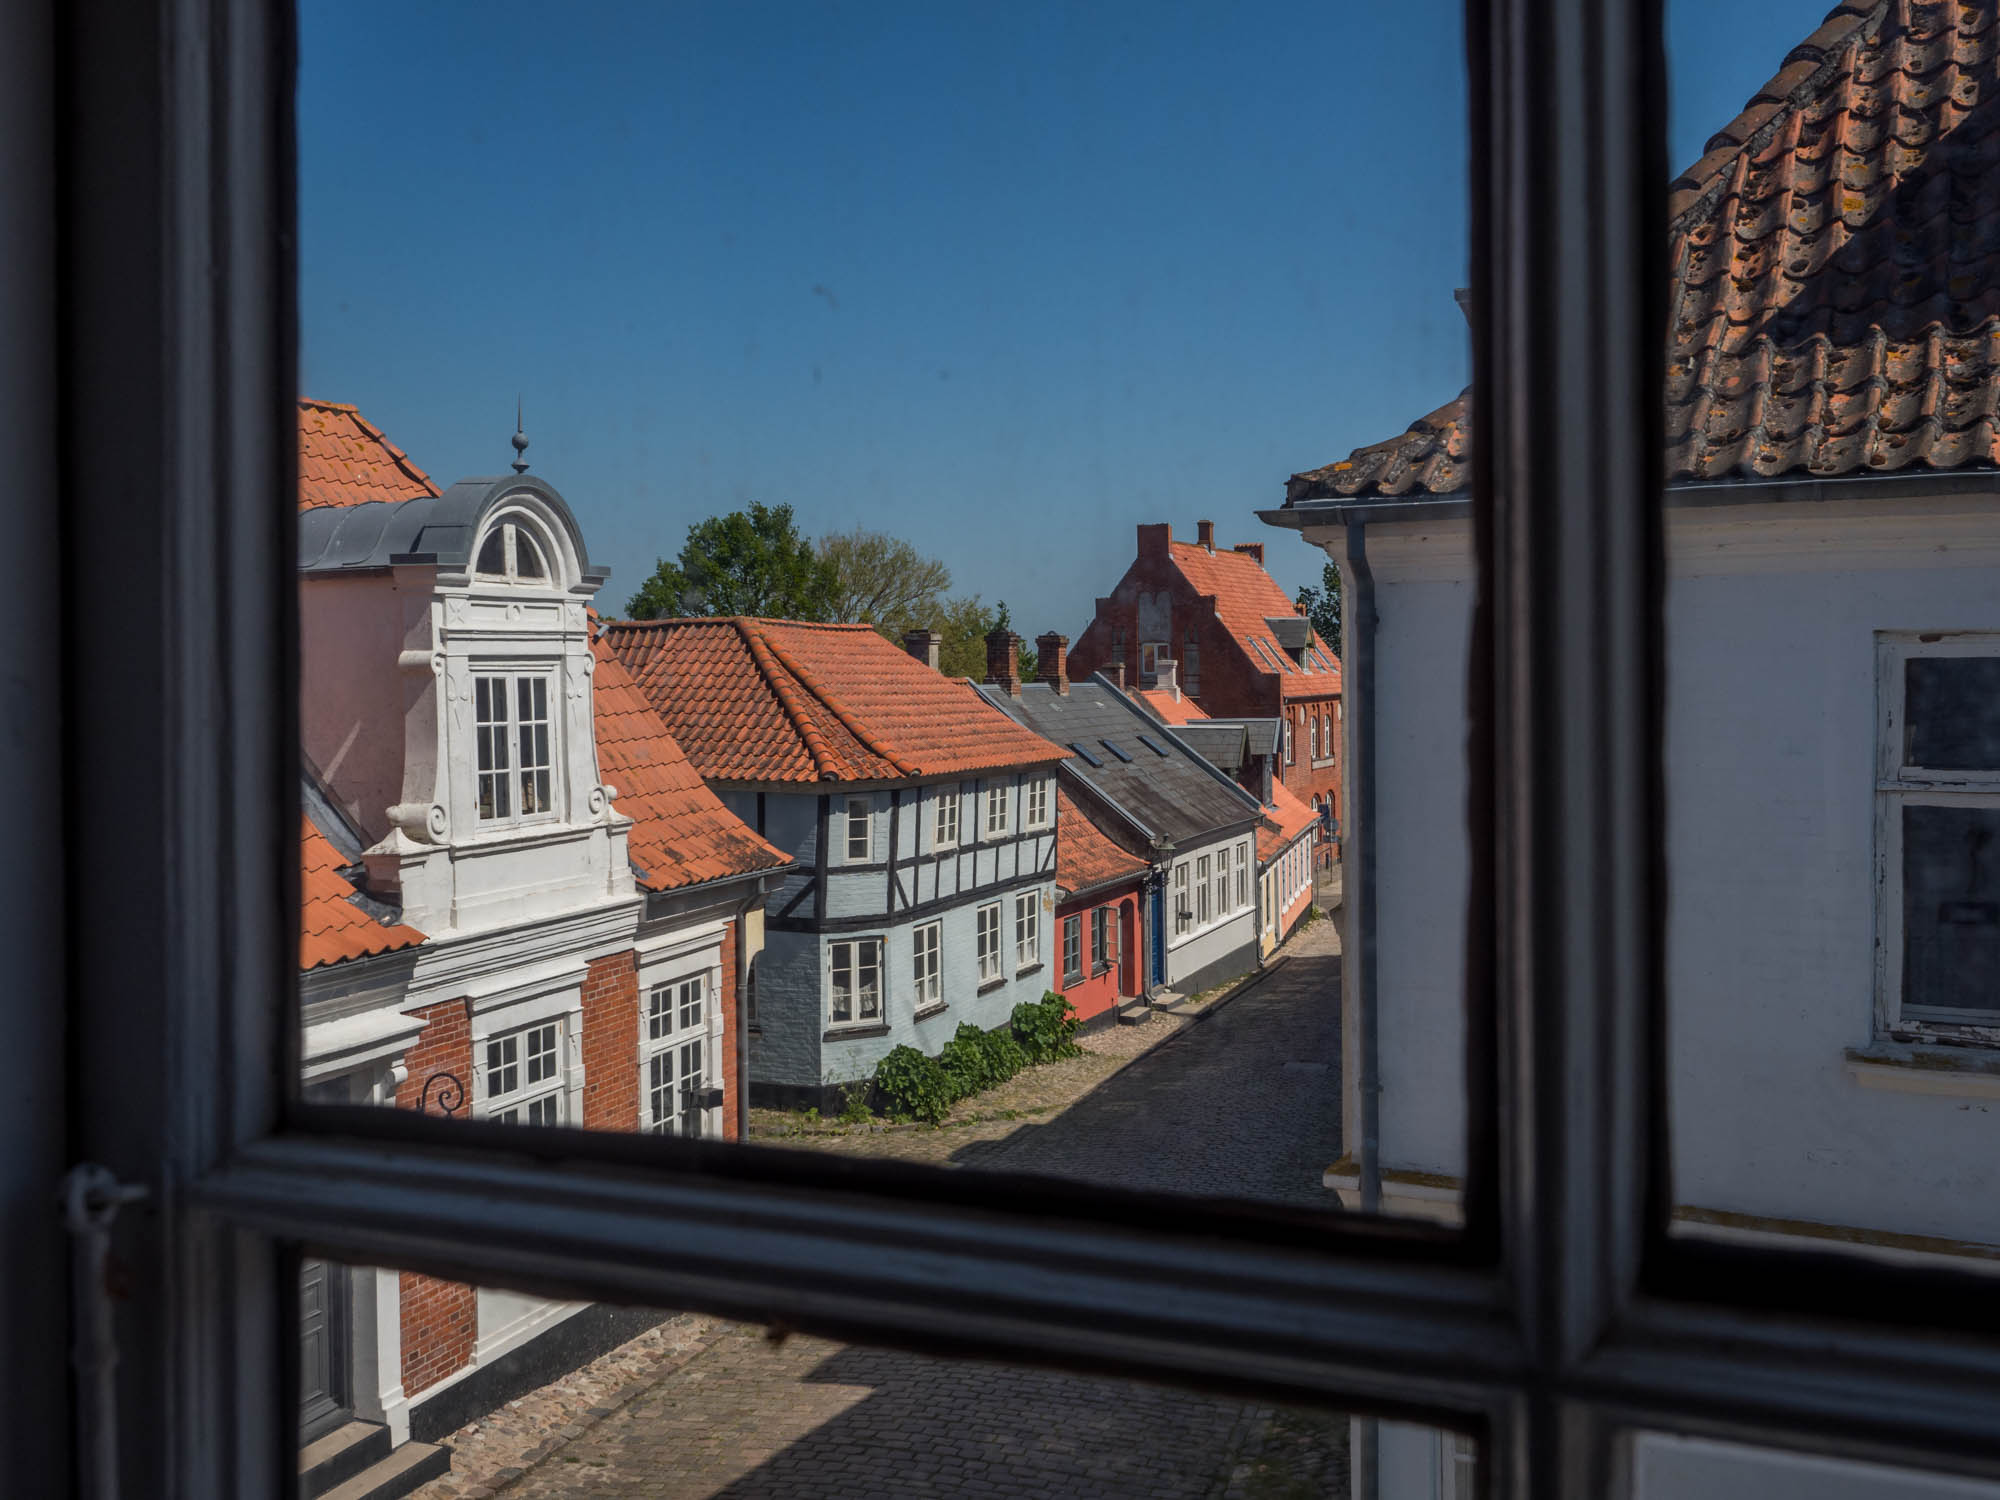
[1068,521,1342,858]
[1052,786,1148,1024]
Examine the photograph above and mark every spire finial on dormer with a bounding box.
[511,396,530,474]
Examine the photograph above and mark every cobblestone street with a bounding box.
[418,919,1346,1499]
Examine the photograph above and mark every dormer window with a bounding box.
[475,518,552,585]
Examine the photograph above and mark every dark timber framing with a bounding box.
[46,1,2000,1496]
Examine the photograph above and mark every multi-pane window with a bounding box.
[912,920,942,1010]
[1173,863,1192,935]
[473,673,552,822]
[985,782,1009,837]
[643,976,709,1136]
[1235,842,1250,910]
[934,786,959,848]
[485,1021,563,1126]
[1025,778,1049,829]
[829,938,883,1026]
[1062,914,1082,983]
[1196,855,1212,926]
[473,518,552,584]
[976,902,1002,982]
[1091,906,1112,971]
[1214,846,1230,914]
[1014,892,1039,970]
[1183,623,1200,691]
[1877,637,2000,1029]
[845,796,871,863]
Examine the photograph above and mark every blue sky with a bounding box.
[300,0,1831,631]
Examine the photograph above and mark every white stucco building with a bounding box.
[1262,4,2000,1494]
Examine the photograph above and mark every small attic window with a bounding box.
[475,517,556,585]
[1099,739,1133,763]
[1136,734,1169,757]
[1069,742,1103,768]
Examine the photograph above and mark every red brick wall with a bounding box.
[1052,889,1140,1022]
[392,998,476,1395]
[718,920,740,1141]
[581,950,640,1130]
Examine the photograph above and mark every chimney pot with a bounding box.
[984,627,1022,697]
[903,628,942,671]
[1196,519,1215,551]
[1107,661,1125,691]
[1035,632,1070,695]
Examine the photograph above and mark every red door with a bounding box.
[1119,899,1137,996]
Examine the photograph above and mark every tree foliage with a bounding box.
[819,528,952,636]
[1295,560,1343,656]
[624,502,840,621]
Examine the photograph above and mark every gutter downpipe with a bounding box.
[1346,518,1382,1500]
[734,883,760,1143]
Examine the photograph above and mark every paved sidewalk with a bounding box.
[416,920,1346,1498]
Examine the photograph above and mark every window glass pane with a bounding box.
[297,0,1465,1286]
[1630,1431,2000,1500]
[1657,0,2000,1269]
[301,1271,1360,1498]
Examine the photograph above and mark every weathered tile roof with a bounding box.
[1055,786,1149,899]
[1137,687,1211,724]
[1257,781,1321,865]
[590,630,793,890]
[300,813,424,971]
[1288,0,2000,501]
[1167,542,1342,695]
[601,618,1069,785]
[298,398,440,511]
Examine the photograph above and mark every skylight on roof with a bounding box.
[1099,739,1132,763]
[1136,734,1169,757]
[1069,742,1102,767]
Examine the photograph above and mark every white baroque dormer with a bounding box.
[299,475,636,937]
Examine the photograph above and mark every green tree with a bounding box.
[819,528,953,635]
[933,594,999,679]
[624,502,841,621]
[1295,560,1343,656]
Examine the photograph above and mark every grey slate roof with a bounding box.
[1174,723,1249,773]
[976,678,1262,851]
[297,474,609,590]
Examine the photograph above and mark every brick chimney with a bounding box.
[1146,658,1179,699]
[1035,632,1069,694]
[1196,519,1215,551]
[903,628,941,671]
[1232,541,1264,567]
[1138,522,1172,564]
[1106,661,1125,691]
[984,628,1021,697]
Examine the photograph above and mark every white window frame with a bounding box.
[1014,891,1040,971]
[87,13,2000,1497]
[828,937,883,1028]
[912,920,942,1011]
[976,901,1003,983]
[1874,633,2000,1035]
[1214,845,1231,915]
[473,515,559,587]
[985,782,1010,838]
[1024,777,1050,830]
[1195,854,1212,928]
[472,670,556,826]
[642,976,710,1137]
[1062,913,1082,984]
[844,795,872,864]
[1235,842,1250,910]
[934,785,960,850]
[482,1019,566,1128]
[1173,862,1192,936]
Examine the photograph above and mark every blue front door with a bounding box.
[1150,883,1166,986]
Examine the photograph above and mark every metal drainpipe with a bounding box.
[1345,518,1382,1500]
[734,884,759,1142]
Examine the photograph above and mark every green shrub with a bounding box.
[977,1024,1028,1082]
[835,1080,874,1126]
[874,1045,953,1125]
[1011,990,1081,1064]
[938,1021,1030,1101]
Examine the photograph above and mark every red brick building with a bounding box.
[1051,786,1147,1024]
[1068,521,1342,854]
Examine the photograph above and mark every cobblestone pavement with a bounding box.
[422,921,1346,1498]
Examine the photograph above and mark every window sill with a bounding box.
[1015,963,1044,979]
[912,1001,949,1021]
[824,1023,890,1042]
[1845,1042,2000,1101]
[977,978,1007,995]
[1061,972,1084,989]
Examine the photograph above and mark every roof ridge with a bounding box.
[1666,0,1886,231]
[734,619,846,780]
[755,629,923,778]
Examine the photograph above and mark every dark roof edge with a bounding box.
[1058,868,1148,903]
[1260,467,2000,531]
[640,860,794,916]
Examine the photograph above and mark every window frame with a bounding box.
[642,976,710,1137]
[984,781,1010,838]
[844,794,872,864]
[1014,891,1040,972]
[912,919,943,1011]
[472,669,557,827]
[1024,777,1050,830]
[1062,913,1083,985]
[482,1020,566,1128]
[976,901,1003,983]
[934,785,960,850]
[71,5,2000,1496]
[827,936,884,1028]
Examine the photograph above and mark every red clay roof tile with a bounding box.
[1055,786,1149,897]
[299,814,424,971]
[600,618,1070,784]
[1137,688,1211,724]
[590,630,793,890]
[1167,541,1342,699]
[1288,0,2000,501]
[298,397,440,511]
[1257,781,1321,864]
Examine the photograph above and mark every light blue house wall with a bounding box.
[741,771,1063,1110]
